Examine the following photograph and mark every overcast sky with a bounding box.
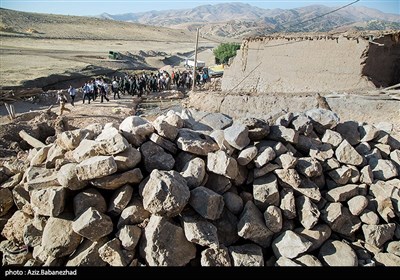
[1,0,398,15]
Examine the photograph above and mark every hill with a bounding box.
[0,8,194,41]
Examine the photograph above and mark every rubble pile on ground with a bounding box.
[0,108,399,267]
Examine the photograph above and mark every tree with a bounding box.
[213,43,240,64]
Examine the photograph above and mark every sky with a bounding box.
[0,0,399,16]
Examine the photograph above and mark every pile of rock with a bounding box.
[0,108,399,266]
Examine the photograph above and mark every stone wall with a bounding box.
[221,32,400,93]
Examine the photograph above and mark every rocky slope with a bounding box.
[0,107,399,266]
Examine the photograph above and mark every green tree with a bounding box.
[213,43,240,64]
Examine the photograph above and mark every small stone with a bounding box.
[362,223,396,248]
[321,129,343,147]
[98,238,131,266]
[254,146,276,168]
[275,153,298,169]
[223,192,243,215]
[280,189,296,219]
[335,140,363,166]
[327,166,352,185]
[296,195,320,230]
[181,211,219,248]
[207,150,238,179]
[229,244,264,267]
[295,254,323,266]
[296,157,322,177]
[201,247,231,266]
[237,146,258,166]
[176,129,219,156]
[369,158,398,180]
[272,230,312,259]
[295,224,332,252]
[180,157,206,189]
[116,225,141,251]
[73,188,107,217]
[107,185,134,216]
[319,240,358,266]
[76,156,117,181]
[224,123,250,150]
[253,173,280,211]
[72,207,113,242]
[360,209,380,225]
[347,195,369,216]
[336,121,361,146]
[140,141,175,172]
[325,184,359,202]
[190,186,224,220]
[263,205,282,233]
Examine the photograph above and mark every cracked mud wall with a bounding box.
[221,33,399,94]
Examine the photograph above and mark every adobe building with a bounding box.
[221,31,400,93]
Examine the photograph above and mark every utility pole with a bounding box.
[192,27,200,92]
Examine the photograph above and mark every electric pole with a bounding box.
[192,27,200,92]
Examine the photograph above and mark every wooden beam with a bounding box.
[19,130,45,148]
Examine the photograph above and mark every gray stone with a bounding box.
[272,230,312,259]
[11,184,29,211]
[280,189,296,219]
[328,166,352,185]
[223,192,243,215]
[268,125,299,144]
[119,116,154,147]
[72,139,99,162]
[140,215,196,266]
[295,255,323,266]
[76,156,117,181]
[387,241,400,257]
[201,112,233,130]
[253,163,280,178]
[204,172,231,194]
[319,240,358,266]
[360,209,380,225]
[232,164,248,186]
[224,123,250,150]
[295,224,332,252]
[30,187,66,216]
[23,216,46,247]
[253,173,280,211]
[190,186,224,220]
[369,158,398,180]
[209,130,235,155]
[374,143,391,158]
[322,157,341,171]
[45,144,65,168]
[142,169,190,217]
[42,216,82,258]
[207,151,238,179]
[295,177,322,202]
[275,153,298,169]
[237,146,258,166]
[90,168,142,190]
[176,129,219,156]
[309,143,334,161]
[181,157,206,189]
[360,165,374,184]
[296,196,320,230]
[113,146,141,172]
[117,197,151,228]
[95,126,130,155]
[149,133,177,154]
[321,202,361,236]
[26,169,60,191]
[182,211,219,248]
[57,163,86,191]
[141,141,175,173]
[291,113,313,135]
[275,257,302,266]
[116,225,141,250]
[99,238,132,266]
[326,184,359,202]
[0,188,14,217]
[152,113,182,141]
[107,185,133,216]
[72,207,113,242]
[1,210,33,244]
[59,129,90,151]
[304,109,339,133]
[335,140,364,166]
[254,146,276,168]
[275,112,294,127]
[229,244,264,267]
[296,157,322,178]
[201,247,232,266]
[274,168,301,188]
[336,121,361,146]
[73,188,106,217]
[263,205,283,233]
[348,195,369,216]
[295,135,322,154]
[348,165,360,183]
[362,224,396,248]
[237,201,274,248]
[212,209,239,246]
[30,145,51,166]
[1,172,23,189]
[374,252,400,266]
[359,124,379,142]
[321,129,343,147]
[174,151,196,172]
[237,117,270,141]
[66,238,107,266]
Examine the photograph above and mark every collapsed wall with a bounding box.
[0,108,399,266]
[221,31,400,93]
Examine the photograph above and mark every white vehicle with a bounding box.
[184,59,205,69]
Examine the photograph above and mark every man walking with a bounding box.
[57,90,71,116]
[68,85,77,106]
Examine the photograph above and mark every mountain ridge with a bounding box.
[97,2,400,38]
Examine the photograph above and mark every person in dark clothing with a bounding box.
[99,82,109,103]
